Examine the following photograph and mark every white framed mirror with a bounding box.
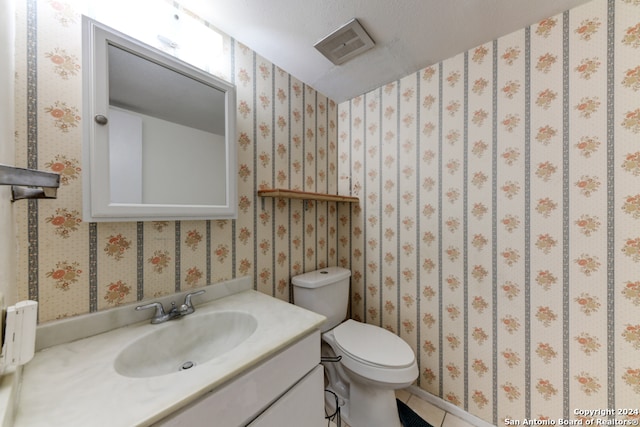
[82,16,237,221]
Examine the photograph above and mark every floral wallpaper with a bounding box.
[337,0,640,423]
[13,0,339,322]
[12,0,640,424]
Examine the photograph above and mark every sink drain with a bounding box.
[179,361,196,371]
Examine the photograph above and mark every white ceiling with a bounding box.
[179,0,593,103]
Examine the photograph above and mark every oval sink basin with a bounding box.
[114,311,257,378]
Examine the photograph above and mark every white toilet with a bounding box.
[292,267,418,427]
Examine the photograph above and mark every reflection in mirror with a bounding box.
[107,44,226,206]
[82,17,237,221]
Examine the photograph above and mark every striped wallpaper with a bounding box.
[337,0,640,423]
[11,0,640,424]
[13,0,340,321]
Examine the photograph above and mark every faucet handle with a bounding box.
[183,290,205,312]
[135,302,167,323]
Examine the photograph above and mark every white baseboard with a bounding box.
[406,385,496,427]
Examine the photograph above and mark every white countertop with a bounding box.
[13,289,325,427]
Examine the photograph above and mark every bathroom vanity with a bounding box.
[11,277,326,426]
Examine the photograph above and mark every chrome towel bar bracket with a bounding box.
[0,164,60,201]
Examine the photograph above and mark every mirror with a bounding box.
[82,17,236,221]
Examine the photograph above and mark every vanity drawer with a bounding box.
[248,365,324,427]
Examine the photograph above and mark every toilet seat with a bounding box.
[324,320,418,387]
[333,320,415,368]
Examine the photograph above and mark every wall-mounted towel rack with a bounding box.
[0,164,60,201]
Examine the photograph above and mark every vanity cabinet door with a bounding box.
[153,331,320,427]
[248,365,324,427]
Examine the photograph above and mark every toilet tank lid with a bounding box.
[291,267,351,288]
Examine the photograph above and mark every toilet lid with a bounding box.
[333,320,415,368]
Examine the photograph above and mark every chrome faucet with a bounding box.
[136,290,205,324]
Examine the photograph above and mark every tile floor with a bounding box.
[327,387,476,427]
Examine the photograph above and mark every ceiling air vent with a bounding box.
[314,18,375,65]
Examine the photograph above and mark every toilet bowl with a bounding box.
[322,320,418,426]
[292,268,418,427]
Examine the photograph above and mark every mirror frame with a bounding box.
[82,16,237,221]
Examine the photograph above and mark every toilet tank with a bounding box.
[291,267,351,332]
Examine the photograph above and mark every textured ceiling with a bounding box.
[179,0,593,102]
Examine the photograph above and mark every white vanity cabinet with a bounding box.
[154,331,325,427]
